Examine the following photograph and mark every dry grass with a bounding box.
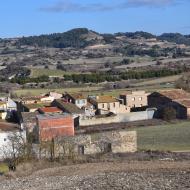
[133,75,182,87]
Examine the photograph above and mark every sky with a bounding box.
[0,0,190,38]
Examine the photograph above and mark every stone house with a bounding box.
[120,91,148,110]
[64,93,87,109]
[88,95,129,114]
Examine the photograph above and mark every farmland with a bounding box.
[133,121,190,151]
[30,68,76,78]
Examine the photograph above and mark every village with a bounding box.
[0,88,190,161]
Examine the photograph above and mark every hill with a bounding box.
[14,29,190,48]
[16,28,103,48]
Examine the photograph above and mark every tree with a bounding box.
[161,106,177,121]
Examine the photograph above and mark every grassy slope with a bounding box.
[132,121,190,151]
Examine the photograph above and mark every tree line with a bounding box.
[64,69,183,83]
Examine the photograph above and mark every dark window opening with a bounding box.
[104,142,112,153]
[78,145,85,155]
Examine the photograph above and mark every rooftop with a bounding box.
[23,103,51,110]
[36,113,71,120]
[56,100,84,114]
[21,95,48,101]
[67,93,86,100]
[175,99,190,108]
[39,107,62,113]
[0,101,6,106]
[120,91,147,96]
[90,95,119,103]
[159,89,190,100]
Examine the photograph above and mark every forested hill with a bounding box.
[15,28,190,48]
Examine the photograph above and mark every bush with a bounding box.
[161,107,177,121]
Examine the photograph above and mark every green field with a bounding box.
[131,121,190,151]
[14,86,103,97]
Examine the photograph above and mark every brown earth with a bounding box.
[0,159,190,190]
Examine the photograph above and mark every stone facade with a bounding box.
[120,91,148,110]
[34,130,137,158]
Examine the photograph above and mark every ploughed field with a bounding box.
[0,160,190,190]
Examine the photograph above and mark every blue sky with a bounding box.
[0,0,190,38]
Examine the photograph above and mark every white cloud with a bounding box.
[40,0,179,13]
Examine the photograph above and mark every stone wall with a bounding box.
[33,130,137,158]
[80,110,155,126]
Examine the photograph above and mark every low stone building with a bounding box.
[34,130,137,158]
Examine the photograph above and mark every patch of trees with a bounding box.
[64,69,182,83]
[10,75,49,85]
[158,33,190,46]
[64,73,120,83]
[161,106,177,121]
[102,34,116,43]
[175,73,190,92]
[120,69,182,80]
[17,28,96,48]
[124,31,156,39]
[0,66,30,79]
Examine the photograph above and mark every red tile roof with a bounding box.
[39,107,62,113]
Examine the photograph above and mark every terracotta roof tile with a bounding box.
[39,107,62,113]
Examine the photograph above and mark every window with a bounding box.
[132,97,135,101]
[139,97,142,101]
[104,142,112,153]
[113,103,116,108]
[4,138,6,142]
[78,145,85,155]
[102,104,104,108]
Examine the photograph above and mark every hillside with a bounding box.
[14,29,190,48]
[16,28,104,48]
[0,28,190,92]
